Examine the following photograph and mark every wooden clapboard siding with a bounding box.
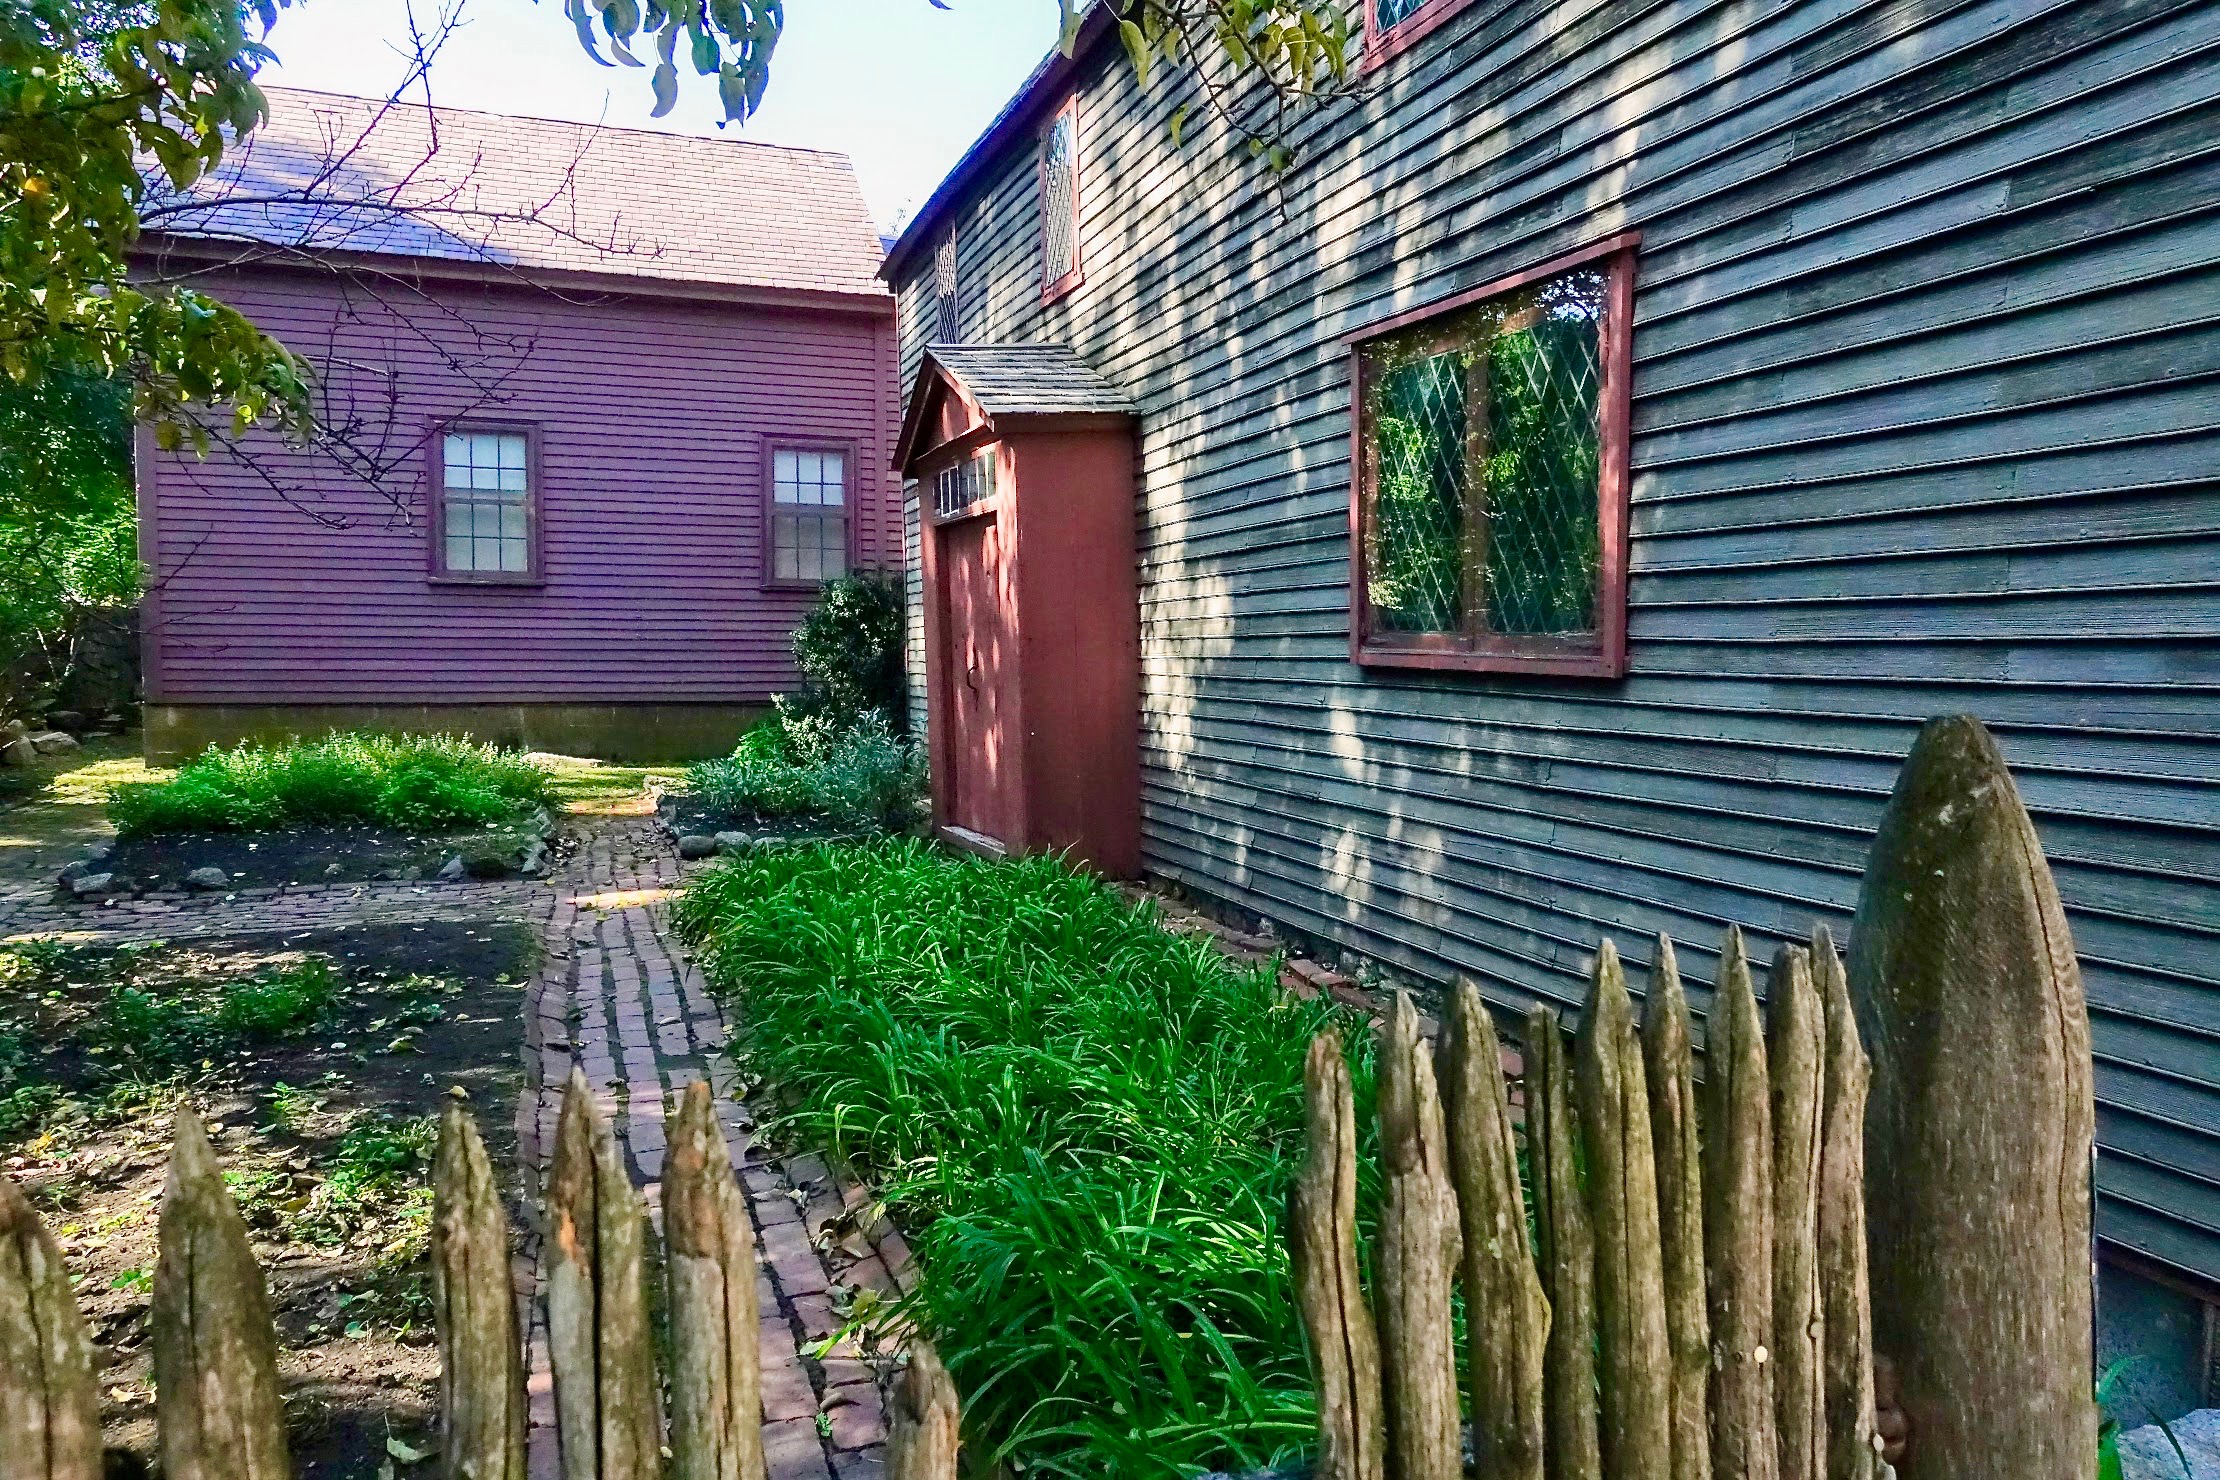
[143,263,898,706]
[887,0,2220,1285]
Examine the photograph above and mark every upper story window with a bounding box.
[769,444,850,585]
[1364,0,1480,60]
[437,427,536,581]
[1039,98,1081,302]
[933,230,960,343]
[1349,235,1637,677]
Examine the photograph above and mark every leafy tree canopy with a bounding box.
[0,0,1352,445]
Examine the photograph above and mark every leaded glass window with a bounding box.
[771,447,849,583]
[1353,241,1634,674]
[934,230,961,344]
[441,430,531,575]
[1040,102,1079,295]
[1374,0,1431,29]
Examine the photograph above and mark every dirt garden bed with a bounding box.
[0,919,535,1479]
[76,812,560,895]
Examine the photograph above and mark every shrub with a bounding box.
[780,570,907,735]
[685,712,922,834]
[673,840,1372,1479]
[109,731,555,836]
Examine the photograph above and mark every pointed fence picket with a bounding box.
[0,716,2094,1480]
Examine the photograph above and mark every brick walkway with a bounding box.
[1,816,899,1480]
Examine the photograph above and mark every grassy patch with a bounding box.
[533,754,672,813]
[683,714,922,835]
[673,839,1371,1479]
[107,732,556,838]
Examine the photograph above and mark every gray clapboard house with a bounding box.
[882,0,2220,1410]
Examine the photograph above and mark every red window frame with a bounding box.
[1361,0,1483,69]
[1038,95,1083,304]
[762,437,860,591]
[1345,232,1638,678]
[425,419,544,587]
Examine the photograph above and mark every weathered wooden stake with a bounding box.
[665,1081,767,1480]
[1574,940,1673,1480]
[151,1104,291,1480]
[1438,981,1546,1480]
[1847,715,2096,1480]
[1702,929,1778,1480]
[1641,936,1711,1480]
[0,1173,100,1480]
[432,1096,527,1480]
[1811,928,1877,1480]
[1374,992,1462,1480]
[886,1341,961,1480]
[1768,945,1826,1480]
[1290,1031,1384,1480]
[546,1069,664,1480]
[1525,1004,1601,1480]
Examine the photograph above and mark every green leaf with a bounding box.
[691,28,720,74]
[1168,102,1190,148]
[650,60,679,116]
[1118,20,1153,88]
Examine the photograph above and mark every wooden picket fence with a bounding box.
[0,716,2093,1480]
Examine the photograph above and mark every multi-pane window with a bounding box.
[770,446,849,583]
[933,449,996,519]
[1039,101,1080,298]
[1351,239,1635,675]
[440,429,532,576]
[933,231,961,344]
[1374,0,1431,29]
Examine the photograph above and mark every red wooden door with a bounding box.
[937,512,1015,845]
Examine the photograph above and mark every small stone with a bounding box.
[66,872,114,899]
[27,731,78,754]
[436,855,467,882]
[677,834,719,860]
[0,719,25,738]
[184,866,229,891]
[0,737,35,767]
[518,838,549,876]
[87,841,114,864]
[713,830,752,853]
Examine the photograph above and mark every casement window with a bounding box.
[435,426,537,581]
[933,448,996,520]
[933,230,961,344]
[1348,235,1637,677]
[1039,98,1081,302]
[768,443,851,585]
[1363,0,1481,62]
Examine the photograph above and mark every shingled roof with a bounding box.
[924,343,1135,415]
[146,87,890,300]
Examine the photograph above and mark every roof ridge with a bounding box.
[255,83,859,165]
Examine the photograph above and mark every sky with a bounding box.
[254,0,1065,233]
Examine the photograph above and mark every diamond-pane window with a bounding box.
[770,446,849,584]
[439,429,533,577]
[934,230,961,344]
[1374,0,1431,29]
[1352,240,1635,675]
[1040,101,1080,298]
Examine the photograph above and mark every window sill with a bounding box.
[1355,634,1625,679]
[1042,269,1083,306]
[428,573,545,589]
[762,577,841,593]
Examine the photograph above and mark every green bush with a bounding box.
[673,840,1372,1479]
[108,732,555,837]
[781,570,907,735]
[685,712,922,834]
[94,956,340,1062]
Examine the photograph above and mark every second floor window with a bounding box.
[934,230,960,343]
[439,428,534,578]
[1040,99,1080,300]
[770,445,850,584]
